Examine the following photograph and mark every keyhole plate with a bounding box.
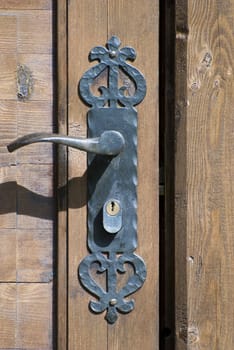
[87,108,137,253]
[103,199,122,234]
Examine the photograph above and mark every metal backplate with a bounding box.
[88,108,137,252]
[78,36,147,323]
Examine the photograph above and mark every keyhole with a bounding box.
[111,201,115,212]
[106,200,120,216]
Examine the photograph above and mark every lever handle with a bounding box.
[7,36,147,324]
[7,130,125,156]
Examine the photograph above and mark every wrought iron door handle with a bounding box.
[7,36,147,324]
[7,130,125,156]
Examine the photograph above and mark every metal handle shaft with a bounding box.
[7,130,125,156]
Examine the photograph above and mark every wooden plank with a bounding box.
[16,164,54,230]
[0,284,16,349]
[0,283,52,349]
[175,0,188,347]
[0,53,17,100]
[17,54,53,101]
[17,100,53,164]
[0,230,16,281]
[175,0,234,348]
[16,283,53,349]
[0,166,17,229]
[0,15,17,53]
[107,1,159,349]
[0,3,54,349]
[0,229,52,283]
[0,53,52,102]
[18,10,52,54]
[67,1,108,349]
[160,1,175,349]
[0,101,17,166]
[0,1,51,10]
[57,0,68,349]
[17,229,53,282]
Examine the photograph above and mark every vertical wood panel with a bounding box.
[16,283,53,349]
[67,1,108,349]
[57,0,68,348]
[108,1,159,349]
[175,0,234,348]
[66,0,159,349]
[0,283,52,349]
[175,0,188,349]
[0,1,51,10]
[160,1,175,348]
[0,3,54,349]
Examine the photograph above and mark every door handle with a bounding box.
[7,130,125,156]
[7,36,147,324]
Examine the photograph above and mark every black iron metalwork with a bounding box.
[7,130,125,156]
[7,36,147,324]
[78,36,147,323]
[79,252,146,324]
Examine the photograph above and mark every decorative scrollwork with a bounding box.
[78,252,147,324]
[79,36,146,108]
[78,37,147,324]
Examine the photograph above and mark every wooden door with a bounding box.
[174,0,234,349]
[3,1,234,350]
[0,1,159,349]
[57,0,159,349]
[0,1,54,349]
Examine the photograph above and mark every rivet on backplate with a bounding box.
[109,299,117,306]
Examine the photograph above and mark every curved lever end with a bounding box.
[7,133,49,153]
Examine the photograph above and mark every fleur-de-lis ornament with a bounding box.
[78,37,147,324]
[79,36,146,108]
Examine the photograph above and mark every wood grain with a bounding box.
[175,1,188,349]
[0,15,17,53]
[108,1,159,349]
[68,1,108,349]
[0,166,17,229]
[0,283,52,349]
[16,164,54,229]
[17,54,53,101]
[0,284,16,349]
[0,1,51,10]
[0,3,54,349]
[160,1,175,349]
[0,54,17,100]
[57,0,68,349]
[18,11,52,54]
[17,229,53,282]
[0,229,51,283]
[0,101,17,166]
[17,100,53,164]
[175,0,234,348]
[66,0,159,349]
[0,230,16,281]
[16,283,53,349]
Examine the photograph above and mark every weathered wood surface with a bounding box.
[57,0,68,349]
[0,1,51,10]
[175,0,234,348]
[160,1,175,349]
[107,2,159,349]
[68,2,108,349]
[0,3,54,349]
[67,0,159,349]
[0,283,52,349]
